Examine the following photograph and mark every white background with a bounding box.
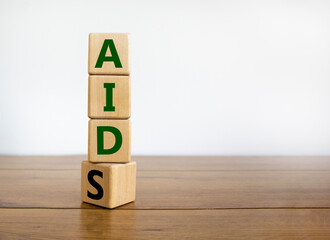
[0,0,329,155]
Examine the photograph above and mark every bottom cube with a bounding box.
[81,161,136,209]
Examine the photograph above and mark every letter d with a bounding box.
[97,126,123,155]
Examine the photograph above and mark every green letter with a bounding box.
[95,39,122,68]
[104,83,115,112]
[97,126,122,155]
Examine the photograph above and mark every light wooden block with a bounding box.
[88,75,130,119]
[81,161,136,209]
[89,33,130,75]
[88,119,131,163]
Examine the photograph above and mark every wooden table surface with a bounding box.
[1,155,330,239]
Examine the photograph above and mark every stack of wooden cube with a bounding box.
[81,33,136,209]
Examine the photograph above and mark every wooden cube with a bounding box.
[81,161,136,208]
[88,75,130,119]
[89,33,130,75]
[88,119,131,163]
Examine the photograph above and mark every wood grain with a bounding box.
[1,169,330,209]
[89,33,130,75]
[88,120,131,163]
[88,75,131,119]
[1,155,330,170]
[1,209,330,240]
[1,155,330,239]
[81,161,136,208]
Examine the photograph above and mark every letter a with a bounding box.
[95,39,122,68]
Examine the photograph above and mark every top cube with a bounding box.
[89,33,130,75]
